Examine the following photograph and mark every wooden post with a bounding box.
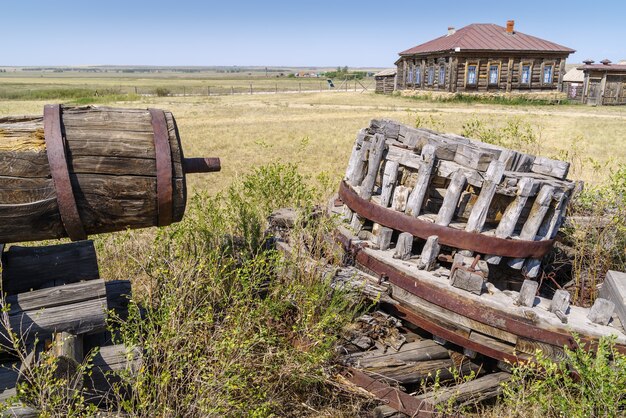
[417,235,440,271]
[359,133,386,200]
[405,144,437,217]
[207,86,210,96]
[392,186,411,212]
[517,280,538,307]
[599,270,626,325]
[376,226,394,251]
[299,82,302,93]
[587,298,615,325]
[393,232,413,260]
[249,83,253,94]
[380,161,399,207]
[484,178,535,265]
[550,289,570,323]
[509,184,555,270]
[465,160,505,233]
[435,169,466,226]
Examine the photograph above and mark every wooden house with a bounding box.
[562,67,584,101]
[395,21,574,93]
[374,69,396,94]
[578,59,626,105]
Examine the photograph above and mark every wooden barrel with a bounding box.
[0,105,219,243]
[339,119,576,279]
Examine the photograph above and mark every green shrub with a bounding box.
[499,335,626,418]
[154,87,171,97]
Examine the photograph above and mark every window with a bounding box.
[439,65,445,86]
[543,64,553,84]
[415,66,421,85]
[407,64,413,83]
[521,64,531,85]
[427,66,435,85]
[466,65,477,86]
[489,64,499,85]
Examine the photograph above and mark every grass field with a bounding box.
[1,83,625,191]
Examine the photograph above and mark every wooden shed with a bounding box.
[374,69,397,94]
[579,59,626,105]
[395,21,574,93]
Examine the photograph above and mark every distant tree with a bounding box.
[343,66,348,73]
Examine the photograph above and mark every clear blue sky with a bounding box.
[2,0,624,67]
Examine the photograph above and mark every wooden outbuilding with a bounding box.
[374,69,396,94]
[562,67,584,101]
[578,59,626,105]
[395,21,574,93]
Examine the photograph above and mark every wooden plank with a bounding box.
[550,290,570,324]
[417,235,440,271]
[345,130,369,186]
[587,298,615,326]
[465,160,505,233]
[405,144,436,217]
[454,144,497,171]
[416,372,511,411]
[380,161,399,207]
[517,280,539,307]
[1,240,99,294]
[484,177,534,264]
[360,133,386,200]
[391,185,411,212]
[435,169,466,226]
[508,184,554,270]
[531,156,570,179]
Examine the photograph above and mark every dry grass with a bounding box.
[2,90,625,193]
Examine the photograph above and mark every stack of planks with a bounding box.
[0,240,141,412]
[342,119,576,279]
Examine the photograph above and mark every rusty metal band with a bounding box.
[343,368,428,416]
[43,104,87,241]
[149,109,173,227]
[338,181,554,259]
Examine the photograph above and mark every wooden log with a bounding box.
[345,130,370,187]
[379,161,399,207]
[3,279,130,347]
[49,332,84,396]
[349,213,365,234]
[465,160,505,234]
[359,133,386,200]
[450,268,484,295]
[393,232,413,261]
[587,298,615,326]
[417,235,440,271]
[454,144,497,171]
[599,271,626,326]
[0,106,189,244]
[405,144,436,217]
[355,340,449,369]
[517,280,539,307]
[550,289,570,324]
[435,169,466,226]
[1,240,99,295]
[508,184,555,270]
[484,177,534,265]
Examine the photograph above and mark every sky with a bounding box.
[2,0,625,67]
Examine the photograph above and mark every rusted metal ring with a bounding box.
[149,109,173,227]
[339,181,554,259]
[43,104,87,241]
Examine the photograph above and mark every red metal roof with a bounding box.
[399,24,575,56]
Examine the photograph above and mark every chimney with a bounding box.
[582,59,594,65]
[600,59,612,65]
[448,26,456,36]
[506,20,515,34]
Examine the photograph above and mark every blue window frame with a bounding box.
[439,65,445,86]
[415,66,421,85]
[521,64,531,85]
[407,65,413,83]
[489,65,499,85]
[466,65,477,85]
[543,64,553,84]
[428,66,435,85]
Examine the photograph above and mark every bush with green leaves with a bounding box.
[499,335,626,418]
